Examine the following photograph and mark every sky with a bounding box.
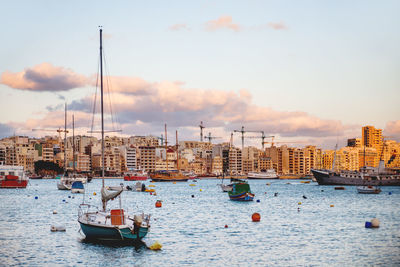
[0,0,399,149]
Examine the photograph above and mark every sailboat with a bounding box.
[57,104,73,190]
[78,28,150,242]
[150,125,188,182]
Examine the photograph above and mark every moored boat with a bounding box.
[0,165,29,188]
[247,169,278,179]
[357,185,381,194]
[124,169,148,181]
[150,170,188,182]
[71,181,85,193]
[228,182,254,201]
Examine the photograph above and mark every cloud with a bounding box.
[0,123,14,139]
[205,16,240,32]
[268,22,288,30]
[384,120,400,140]
[169,24,190,31]
[1,63,88,92]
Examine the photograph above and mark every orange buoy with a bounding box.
[252,212,261,222]
[224,224,228,228]
[155,200,162,208]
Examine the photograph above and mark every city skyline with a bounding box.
[1,1,399,150]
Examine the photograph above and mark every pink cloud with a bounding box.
[1,63,88,91]
[205,16,240,32]
[169,24,190,31]
[268,22,288,30]
[385,120,400,139]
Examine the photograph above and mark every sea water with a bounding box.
[0,179,399,266]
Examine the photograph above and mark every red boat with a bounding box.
[123,170,148,181]
[0,165,29,188]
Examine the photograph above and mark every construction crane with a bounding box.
[199,121,205,142]
[233,126,246,150]
[204,132,221,143]
[243,131,274,149]
[263,138,308,148]
[157,134,164,146]
[32,128,68,140]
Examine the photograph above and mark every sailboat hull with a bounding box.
[79,221,148,241]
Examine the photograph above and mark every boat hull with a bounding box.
[311,169,400,186]
[124,176,147,181]
[228,191,255,201]
[79,221,148,241]
[0,180,28,188]
[357,186,381,194]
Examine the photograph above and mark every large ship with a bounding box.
[311,166,400,186]
[247,169,279,179]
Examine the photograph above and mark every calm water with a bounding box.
[1,179,399,266]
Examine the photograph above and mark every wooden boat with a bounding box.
[78,28,150,243]
[228,182,254,201]
[357,185,381,194]
[0,165,28,188]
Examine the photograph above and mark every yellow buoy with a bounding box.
[93,192,97,196]
[149,241,162,250]
[189,184,196,186]
[145,189,155,192]
[149,184,155,187]
[199,189,202,192]
[298,202,302,205]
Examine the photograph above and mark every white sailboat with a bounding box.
[78,28,150,242]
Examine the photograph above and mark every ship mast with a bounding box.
[72,114,75,173]
[100,27,106,211]
[165,124,168,171]
[64,103,67,174]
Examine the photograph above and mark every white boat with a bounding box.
[247,169,279,179]
[78,28,150,243]
[357,185,381,194]
[220,183,233,192]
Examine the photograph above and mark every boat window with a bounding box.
[0,172,5,175]
[9,172,14,176]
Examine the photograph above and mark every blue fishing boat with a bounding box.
[228,182,255,201]
[71,181,84,194]
[77,28,150,243]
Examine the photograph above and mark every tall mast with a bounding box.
[176,130,179,171]
[100,27,106,211]
[72,114,75,173]
[165,124,168,171]
[64,103,67,174]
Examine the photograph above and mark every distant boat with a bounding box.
[29,174,43,179]
[228,182,254,201]
[71,181,84,194]
[247,169,278,179]
[124,169,148,181]
[0,165,29,188]
[357,185,381,194]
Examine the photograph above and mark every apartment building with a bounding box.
[138,146,156,173]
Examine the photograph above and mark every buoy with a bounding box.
[153,193,157,196]
[371,218,380,228]
[53,210,57,214]
[149,184,155,187]
[274,193,278,197]
[321,190,324,192]
[389,192,392,195]
[365,221,372,228]
[252,213,261,222]
[93,192,97,196]
[256,199,260,203]
[148,241,162,250]
[330,204,334,207]
[266,183,270,186]
[189,184,196,186]
[298,202,302,205]
[224,224,228,228]
[303,195,307,199]
[150,192,153,195]
[199,189,202,192]
[50,225,66,232]
[297,207,300,212]
[191,195,195,198]
[62,199,66,202]
[173,182,176,184]
[155,200,162,208]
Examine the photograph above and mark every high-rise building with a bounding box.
[362,126,383,155]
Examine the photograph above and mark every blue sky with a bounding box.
[1,0,399,148]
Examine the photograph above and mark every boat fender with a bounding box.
[371,218,380,228]
[389,192,392,195]
[330,204,334,207]
[224,224,228,228]
[256,199,260,203]
[365,222,372,228]
[35,196,38,199]
[53,210,57,214]
[155,200,162,208]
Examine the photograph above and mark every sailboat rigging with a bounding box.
[77,27,150,242]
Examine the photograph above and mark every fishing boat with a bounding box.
[123,169,148,181]
[357,185,381,194]
[78,28,150,243]
[247,169,279,179]
[228,182,254,201]
[71,181,85,194]
[0,165,29,188]
[149,126,188,182]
